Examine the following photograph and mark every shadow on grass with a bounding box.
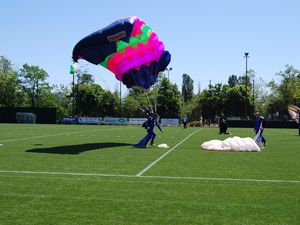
[26,142,131,154]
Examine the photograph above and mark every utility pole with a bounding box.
[252,79,255,114]
[244,52,249,119]
[72,72,75,116]
[120,81,122,117]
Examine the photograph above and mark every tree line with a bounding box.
[1,55,299,122]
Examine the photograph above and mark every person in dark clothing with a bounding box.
[133,112,163,148]
[219,114,231,134]
[254,112,267,146]
[182,115,188,129]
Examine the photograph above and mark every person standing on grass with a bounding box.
[182,114,188,129]
[254,112,267,146]
[219,113,231,134]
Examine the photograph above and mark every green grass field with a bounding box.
[0,124,299,225]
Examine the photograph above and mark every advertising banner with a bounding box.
[78,117,102,125]
[103,117,128,125]
[160,118,179,126]
[128,118,146,125]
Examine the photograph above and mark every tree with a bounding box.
[122,95,143,118]
[276,65,300,104]
[181,73,194,103]
[192,83,226,121]
[264,65,300,119]
[122,86,150,117]
[99,90,119,117]
[157,77,181,118]
[18,64,49,108]
[0,56,24,107]
[41,85,73,120]
[77,70,94,84]
[238,69,255,89]
[75,83,105,116]
[0,56,14,73]
[253,77,269,116]
[228,74,239,87]
[224,85,252,118]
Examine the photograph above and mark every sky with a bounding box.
[1,0,299,94]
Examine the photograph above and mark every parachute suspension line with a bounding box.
[153,85,159,114]
[146,68,157,113]
[129,88,151,114]
[154,64,160,114]
[145,91,153,113]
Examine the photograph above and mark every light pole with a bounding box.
[120,81,122,117]
[244,52,249,119]
[166,67,172,80]
[72,72,75,116]
[70,64,76,116]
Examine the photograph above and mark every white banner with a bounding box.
[128,118,146,125]
[78,117,101,125]
[103,117,128,125]
[160,118,179,126]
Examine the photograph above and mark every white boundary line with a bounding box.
[0,170,299,184]
[136,129,202,176]
[0,127,129,143]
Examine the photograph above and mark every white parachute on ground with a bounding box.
[201,136,261,152]
[158,143,169,149]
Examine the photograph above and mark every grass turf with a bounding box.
[0,124,299,224]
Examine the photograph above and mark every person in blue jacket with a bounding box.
[254,112,267,146]
[133,112,163,148]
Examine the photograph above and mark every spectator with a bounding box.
[182,115,188,129]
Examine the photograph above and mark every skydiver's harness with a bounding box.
[142,117,155,132]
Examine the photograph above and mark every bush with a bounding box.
[188,121,202,127]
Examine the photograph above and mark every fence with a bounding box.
[0,107,56,124]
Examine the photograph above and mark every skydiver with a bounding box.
[254,112,267,146]
[133,112,163,148]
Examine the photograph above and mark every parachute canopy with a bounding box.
[72,16,171,89]
[288,104,300,123]
[201,137,261,152]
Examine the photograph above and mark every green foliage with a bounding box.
[42,85,72,120]
[0,70,24,107]
[122,86,150,117]
[265,65,300,119]
[228,74,239,87]
[0,56,25,107]
[18,63,49,108]
[190,83,253,121]
[157,77,181,118]
[76,70,94,84]
[1,55,300,121]
[188,120,202,127]
[238,69,255,89]
[181,73,194,103]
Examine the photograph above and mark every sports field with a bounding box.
[0,124,299,225]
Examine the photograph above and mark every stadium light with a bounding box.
[166,67,172,80]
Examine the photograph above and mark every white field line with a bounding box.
[0,127,129,143]
[136,129,202,176]
[0,170,299,184]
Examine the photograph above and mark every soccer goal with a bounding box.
[16,112,36,124]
